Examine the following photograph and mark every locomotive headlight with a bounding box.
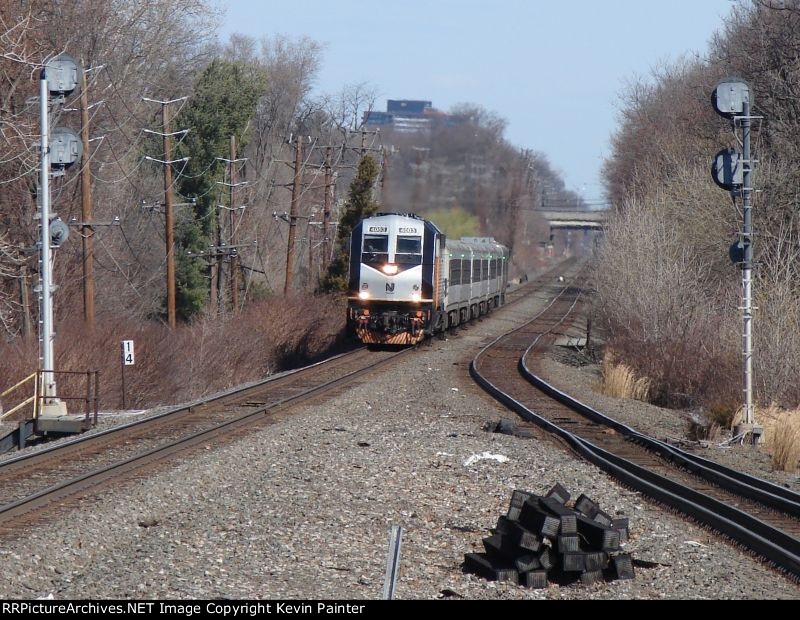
[358,291,371,300]
[381,264,399,275]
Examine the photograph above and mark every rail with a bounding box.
[469,276,800,578]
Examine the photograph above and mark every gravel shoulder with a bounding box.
[0,279,797,600]
[538,321,800,493]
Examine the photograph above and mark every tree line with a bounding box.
[598,1,800,414]
[0,1,573,341]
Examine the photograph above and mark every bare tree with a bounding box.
[321,81,378,132]
[0,0,219,333]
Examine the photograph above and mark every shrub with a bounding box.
[0,294,347,415]
[704,400,741,430]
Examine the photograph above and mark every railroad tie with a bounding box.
[463,484,636,589]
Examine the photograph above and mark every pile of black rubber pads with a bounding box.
[464,484,635,588]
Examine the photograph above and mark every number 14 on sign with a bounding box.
[122,340,135,365]
[120,340,134,410]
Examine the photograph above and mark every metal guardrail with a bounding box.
[0,373,39,421]
[0,370,99,427]
[36,369,100,428]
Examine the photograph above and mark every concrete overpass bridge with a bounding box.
[538,209,609,231]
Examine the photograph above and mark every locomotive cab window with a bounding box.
[395,236,422,266]
[362,235,389,266]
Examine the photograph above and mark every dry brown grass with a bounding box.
[0,294,348,415]
[597,352,651,402]
[760,405,800,473]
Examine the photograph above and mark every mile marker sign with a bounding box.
[121,340,135,366]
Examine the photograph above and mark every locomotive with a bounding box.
[347,213,509,345]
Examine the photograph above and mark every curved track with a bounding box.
[470,273,800,578]
[0,261,574,532]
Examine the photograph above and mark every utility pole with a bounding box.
[210,212,219,313]
[143,96,188,329]
[162,103,176,329]
[214,144,248,312]
[79,64,95,328]
[380,145,388,205]
[307,218,315,288]
[229,135,239,311]
[213,179,223,312]
[322,146,333,273]
[284,135,304,295]
[356,128,382,158]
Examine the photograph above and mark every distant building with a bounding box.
[387,100,432,115]
[364,100,463,133]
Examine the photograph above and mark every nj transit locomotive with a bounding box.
[347,213,510,345]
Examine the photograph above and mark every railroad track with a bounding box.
[470,272,800,578]
[0,260,576,533]
[0,347,410,531]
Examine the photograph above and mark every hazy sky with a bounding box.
[219,0,736,202]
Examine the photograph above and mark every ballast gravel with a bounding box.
[539,345,800,492]
[0,280,798,600]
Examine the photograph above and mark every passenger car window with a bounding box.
[449,259,461,285]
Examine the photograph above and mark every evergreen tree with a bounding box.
[321,155,380,292]
[172,59,265,321]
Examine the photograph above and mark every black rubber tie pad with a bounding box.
[515,554,541,573]
[558,535,581,553]
[539,496,578,534]
[562,552,587,572]
[523,570,549,589]
[520,500,560,538]
[612,554,635,580]
[574,494,599,517]
[580,569,604,585]
[602,529,621,551]
[510,489,536,509]
[585,551,610,572]
[464,553,519,583]
[612,517,630,542]
[546,483,571,505]
[538,547,555,570]
[592,508,614,528]
[483,534,524,560]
